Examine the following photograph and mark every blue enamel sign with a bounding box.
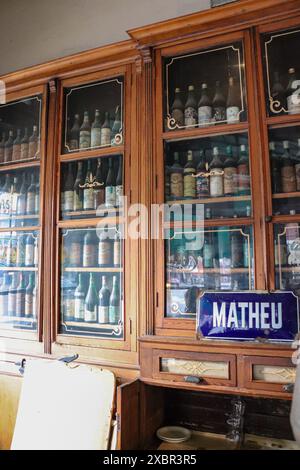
[197,291,299,342]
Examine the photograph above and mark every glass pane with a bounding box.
[164,41,247,132]
[60,154,123,220]
[0,96,41,164]
[262,27,300,117]
[274,222,300,295]
[0,230,39,331]
[62,77,123,154]
[268,126,300,215]
[60,226,123,338]
[165,133,251,219]
[165,225,254,318]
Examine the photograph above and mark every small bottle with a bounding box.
[171,88,184,128]
[269,141,281,193]
[237,145,250,195]
[226,77,240,123]
[84,273,98,322]
[16,173,28,216]
[115,157,123,207]
[198,83,212,127]
[73,161,84,212]
[0,132,6,163]
[212,81,226,123]
[12,129,22,161]
[223,145,238,196]
[4,130,14,163]
[26,173,36,215]
[105,158,116,207]
[83,160,94,210]
[184,85,197,127]
[98,276,110,324]
[295,138,300,191]
[79,111,91,149]
[101,112,112,146]
[111,105,122,145]
[20,128,29,160]
[82,231,97,267]
[25,273,35,318]
[69,114,80,151]
[62,164,74,212]
[28,125,39,159]
[91,109,102,148]
[25,234,35,267]
[209,147,224,197]
[196,150,209,198]
[286,68,300,115]
[183,150,196,198]
[281,140,296,193]
[109,275,120,324]
[170,152,183,200]
[74,274,85,322]
[15,273,26,317]
[98,231,113,267]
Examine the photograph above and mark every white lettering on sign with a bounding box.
[212,301,283,330]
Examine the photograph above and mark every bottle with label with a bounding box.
[198,83,212,127]
[109,275,120,324]
[286,68,300,115]
[111,105,122,145]
[83,160,94,210]
[237,145,250,195]
[203,233,214,268]
[25,273,35,318]
[91,109,102,148]
[170,152,183,200]
[17,173,28,216]
[184,85,198,127]
[16,234,26,267]
[64,288,75,321]
[1,174,12,219]
[113,231,121,267]
[28,125,39,159]
[35,175,40,214]
[98,231,113,267]
[73,161,84,211]
[69,114,80,151]
[15,273,26,317]
[62,164,74,212]
[8,273,18,317]
[20,128,29,160]
[84,273,98,322]
[25,234,35,267]
[68,232,82,267]
[286,210,299,261]
[295,139,300,191]
[223,145,238,196]
[170,88,184,128]
[4,130,14,163]
[231,231,243,268]
[209,147,224,197]
[0,273,10,317]
[269,141,281,193]
[26,173,36,215]
[11,176,20,216]
[101,112,112,146]
[271,71,286,113]
[98,276,110,324]
[93,158,105,209]
[83,231,97,267]
[115,157,123,207]
[79,111,91,149]
[183,151,196,198]
[105,158,116,207]
[74,274,85,322]
[12,129,22,161]
[226,77,240,123]
[212,81,226,123]
[281,140,296,193]
[6,236,17,267]
[196,150,209,198]
[0,132,6,163]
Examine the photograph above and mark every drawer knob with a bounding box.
[184,375,204,384]
[283,383,294,393]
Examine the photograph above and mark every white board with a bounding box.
[11,360,115,450]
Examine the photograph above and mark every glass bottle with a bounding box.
[73,161,84,212]
[184,85,197,127]
[198,83,212,127]
[26,173,36,215]
[281,140,296,193]
[91,109,102,148]
[105,158,116,207]
[111,105,122,145]
[82,230,97,267]
[196,149,209,198]
[0,273,10,317]
[25,234,35,267]
[83,160,94,210]
[237,145,250,195]
[28,125,39,159]
[74,274,85,322]
[12,129,22,162]
[68,232,82,267]
[269,141,281,193]
[223,145,238,196]
[15,273,26,317]
[8,273,18,317]
[113,231,121,267]
[226,76,240,123]
[231,231,243,268]
[209,147,224,197]
[2,174,12,218]
[16,173,28,216]
[25,273,35,318]
[93,158,105,209]
[69,114,80,151]
[170,152,183,200]
[0,132,5,163]
[286,68,300,115]
[212,81,226,123]
[20,128,29,160]
[115,157,123,207]
[84,273,98,322]
[98,231,113,267]
[16,234,26,267]
[79,111,91,149]
[101,112,111,146]
[62,164,74,212]
[4,130,14,163]
[183,150,196,198]
[171,87,184,128]
[98,275,111,324]
[109,275,120,324]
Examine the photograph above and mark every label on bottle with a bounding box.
[226,106,240,123]
[79,131,91,149]
[115,185,123,207]
[281,166,297,193]
[8,292,17,316]
[210,172,224,197]
[74,298,85,321]
[25,244,34,266]
[171,109,184,128]
[184,107,197,127]
[25,293,33,317]
[183,172,196,198]
[69,242,81,266]
[12,144,21,162]
[213,107,226,123]
[83,245,96,267]
[224,167,238,195]
[83,188,94,210]
[170,173,183,199]
[85,306,97,322]
[69,139,79,151]
[17,195,26,215]
[16,291,25,317]
[101,128,111,146]
[28,141,38,160]
[63,190,74,212]
[238,164,250,193]
[73,191,83,211]
[287,85,300,115]
[26,192,36,214]
[98,240,112,266]
[64,296,75,320]
[198,106,212,127]
[98,305,109,324]
[20,143,29,160]
[295,163,300,191]
[0,294,8,316]
[109,306,120,324]
[91,128,102,148]
[105,186,116,207]
[196,176,209,198]
[114,241,121,266]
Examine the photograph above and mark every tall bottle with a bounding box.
[15,273,26,317]
[0,273,10,317]
[105,158,116,207]
[93,158,105,209]
[269,141,281,193]
[271,71,286,113]
[25,273,35,318]
[237,145,250,195]
[0,132,5,163]
[83,160,94,210]
[17,173,28,216]
[98,275,111,324]
[4,130,14,163]
[73,161,84,211]
[74,274,85,322]
[170,152,183,200]
[286,68,300,115]
[196,150,209,198]
[281,140,296,193]
[113,231,121,267]
[198,83,212,127]
[79,111,91,149]
[111,105,122,145]
[101,112,111,146]
[209,147,224,197]
[170,88,184,128]
[26,172,36,215]
[12,129,22,161]
[62,164,74,212]
[69,114,80,151]
[8,273,18,317]
[83,231,97,267]
[11,175,20,216]
[295,139,300,191]
[1,174,12,218]
[231,231,243,268]
[115,157,123,207]
[91,109,102,148]
[212,81,226,123]
[223,145,238,196]
[25,234,35,267]
[84,273,98,322]
[98,231,113,267]
[226,77,240,123]
[184,85,197,127]
[16,234,26,267]
[20,128,29,160]
[28,125,39,159]
[183,150,196,198]
[203,233,214,268]
[109,275,120,324]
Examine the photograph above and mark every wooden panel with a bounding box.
[0,375,22,450]
[116,379,140,450]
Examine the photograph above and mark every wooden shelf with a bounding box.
[273,192,300,199]
[0,159,40,173]
[167,267,249,274]
[60,145,124,162]
[164,216,253,229]
[0,315,36,323]
[0,266,38,272]
[64,266,122,273]
[0,214,39,221]
[167,195,251,205]
[61,207,122,218]
[266,113,300,129]
[162,121,248,142]
[276,266,300,272]
[62,320,119,330]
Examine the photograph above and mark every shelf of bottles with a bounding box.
[62,77,123,155]
[274,222,300,296]
[60,226,123,338]
[165,226,253,318]
[164,41,247,133]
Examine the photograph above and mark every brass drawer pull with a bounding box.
[184,375,204,384]
[283,383,294,393]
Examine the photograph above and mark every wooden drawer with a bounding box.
[152,349,237,387]
[242,356,296,394]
